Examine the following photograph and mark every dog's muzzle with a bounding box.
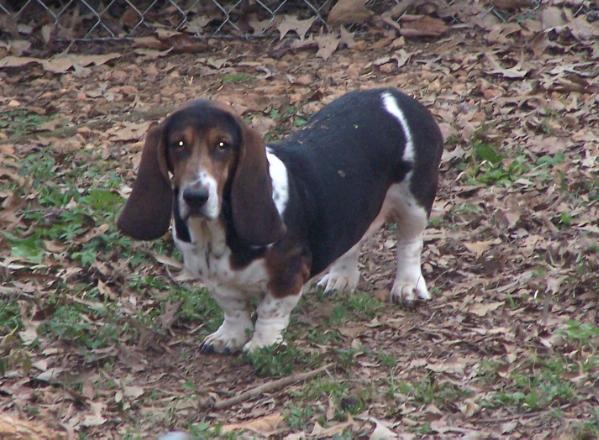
[181,185,210,218]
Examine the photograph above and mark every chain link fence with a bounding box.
[0,0,347,41]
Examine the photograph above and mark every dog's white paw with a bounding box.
[317,269,359,294]
[390,276,430,305]
[243,333,284,353]
[200,320,252,354]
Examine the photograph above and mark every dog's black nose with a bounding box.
[182,187,209,206]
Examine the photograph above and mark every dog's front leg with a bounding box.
[201,287,253,354]
[243,291,302,352]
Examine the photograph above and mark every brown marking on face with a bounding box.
[167,122,237,206]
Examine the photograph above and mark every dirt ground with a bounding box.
[1,3,598,439]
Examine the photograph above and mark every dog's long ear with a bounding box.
[117,123,173,240]
[230,122,286,246]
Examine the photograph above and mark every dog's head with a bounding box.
[117,101,285,246]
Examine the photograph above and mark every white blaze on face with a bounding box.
[179,171,220,220]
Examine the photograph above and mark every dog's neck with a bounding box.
[186,217,228,258]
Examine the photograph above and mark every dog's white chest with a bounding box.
[174,220,268,293]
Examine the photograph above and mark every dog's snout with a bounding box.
[183,187,209,206]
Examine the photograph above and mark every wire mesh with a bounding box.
[0,0,338,40]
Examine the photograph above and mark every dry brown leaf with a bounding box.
[369,418,398,439]
[311,416,357,438]
[315,33,341,59]
[153,253,184,270]
[484,52,529,79]
[221,413,284,435]
[0,414,63,440]
[541,7,566,30]
[328,0,372,25]
[384,0,417,19]
[569,15,599,41]
[339,25,357,48]
[108,122,150,142]
[277,15,316,40]
[251,115,277,134]
[160,301,182,330]
[426,360,467,374]
[81,402,107,428]
[97,280,117,301]
[123,385,144,400]
[0,53,121,74]
[400,15,448,37]
[469,301,504,317]
[491,0,533,10]
[79,224,110,244]
[463,239,498,257]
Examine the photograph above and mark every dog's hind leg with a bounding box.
[387,183,431,305]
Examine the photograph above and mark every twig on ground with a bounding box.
[200,363,334,410]
[476,403,574,423]
[0,286,36,301]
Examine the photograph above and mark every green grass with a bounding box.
[0,300,22,334]
[326,292,384,326]
[6,149,144,268]
[288,376,373,422]
[0,108,57,138]
[396,375,473,409]
[458,129,569,188]
[570,409,599,440]
[38,303,120,350]
[246,342,320,377]
[285,404,314,430]
[187,422,238,439]
[222,73,253,84]
[2,146,177,354]
[481,352,590,411]
[559,319,599,347]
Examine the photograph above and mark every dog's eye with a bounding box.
[173,140,186,150]
[216,140,230,151]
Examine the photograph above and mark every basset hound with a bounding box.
[117,88,443,353]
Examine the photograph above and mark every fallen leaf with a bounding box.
[426,360,467,374]
[315,33,340,59]
[400,15,448,37]
[35,367,64,383]
[123,385,144,400]
[339,26,356,48]
[369,417,398,439]
[0,414,62,440]
[469,301,504,317]
[501,420,518,433]
[222,413,284,435]
[153,253,184,270]
[108,122,150,142]
[277,16,316,40]
[463,240,498,257]
[328,0,372,26]
[311,417,357,438]
[160,301,182,331]
[97,280,117,301]
[81,414,106,428]
[541,7,566,30]
[79,224,110,243]
[485,52,530,79]
[19,325,38,346]
[0,53,122,74]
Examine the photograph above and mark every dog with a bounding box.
[117,88,443,353]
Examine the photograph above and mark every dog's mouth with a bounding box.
[180,202,219,222]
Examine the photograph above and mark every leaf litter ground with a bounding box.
[1,6,598,440]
